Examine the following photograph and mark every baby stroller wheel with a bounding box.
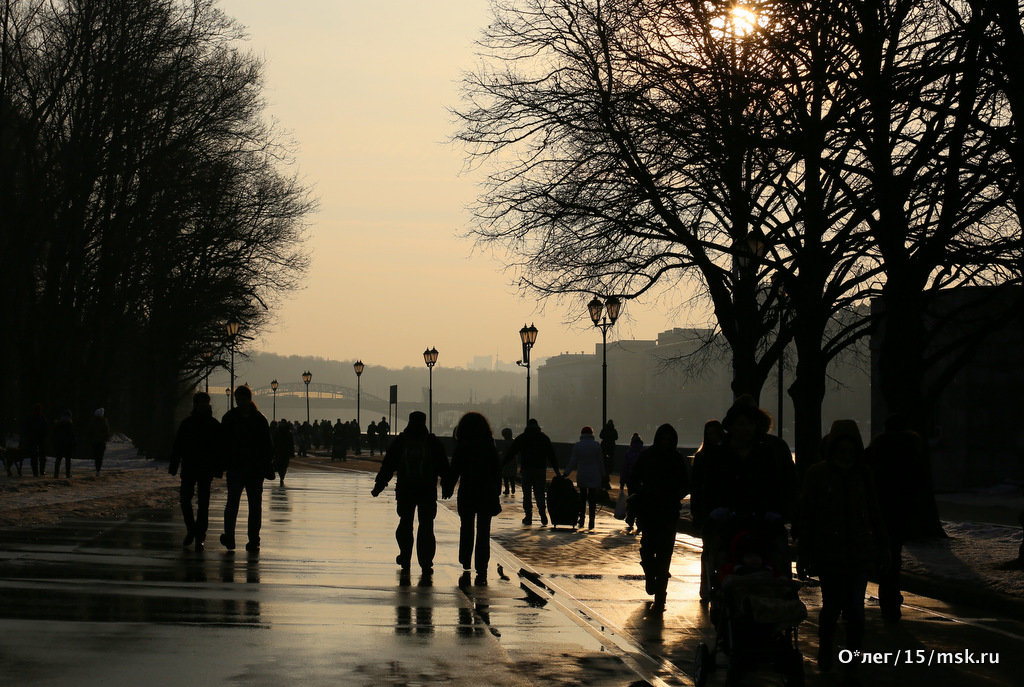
[694,642,714,686]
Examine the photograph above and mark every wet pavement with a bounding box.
[1,465,1022,686]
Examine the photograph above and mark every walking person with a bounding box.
[443,412,502,586]
[377,416,390,454]
[367,420,378,457]
[220,386,275,553]
[371,411,449,576]
[798,420,888,675]
[52,410,75,479]
[87,408,110,475]
[620,433,644,534]
[169,392,222,551]
[628,423,690,612]
[274,419,295,486]
[503,419,560,526]
[499,427,516,496]
[599,420,618,489]
[332,419,347,461]
[566,426,605,530]
[689,419,725,601]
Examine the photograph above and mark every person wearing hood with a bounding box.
[503,418,560,526]
[87,408,111,475]
[170,392,223,551]
[566,426,606,531]
[798,420,888,674]
[620,433,644,534]
[628,423,690,612]
[371,411,450,576]
[443,412,502,586]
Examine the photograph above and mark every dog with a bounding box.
[2,445,25,477]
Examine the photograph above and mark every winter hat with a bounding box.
[580,426,594,435]
[94,408,105,417]
[526,418,540,430]
[630,432,642,446]
[823,419,864,458]
[408,411,427,427]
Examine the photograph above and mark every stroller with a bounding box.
[695,523,807,687]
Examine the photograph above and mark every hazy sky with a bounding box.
[218,0,704,371]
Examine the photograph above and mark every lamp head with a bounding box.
[587,297,604,325]
[302,370,312,385]
[271,379,278,391]
[353,360,364,376]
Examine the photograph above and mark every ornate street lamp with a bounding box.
[588,296,621,434]
[271,379,279,422]
[202,348,213,393]
[423,347,438,433]
[302,370,312,424]
[516,323,539,425]
[225,321,240,408]
[353,360,365,428]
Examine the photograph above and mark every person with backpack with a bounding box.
[503,419,560,526]
[443,412,502,586]
[371,411,450,576]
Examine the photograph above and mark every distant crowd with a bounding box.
[3,404,111,478]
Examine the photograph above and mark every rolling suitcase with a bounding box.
[547,474,582,528]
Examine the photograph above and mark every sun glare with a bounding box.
[709,4,761,39]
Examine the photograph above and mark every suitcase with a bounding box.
[547,474,582,528]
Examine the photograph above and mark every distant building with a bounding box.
[469,355,493,371]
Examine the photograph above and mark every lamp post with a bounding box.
[423,347,438,433]
[202,348,212,393]
[225,321,240,408]
[271,379,279,422]
[516,324,538,425]
[353,360,364,428]
[302,370,312,424]
[588,296,621,434]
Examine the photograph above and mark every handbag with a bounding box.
[614,488,628,520]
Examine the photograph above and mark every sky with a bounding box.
[218,0,705,370]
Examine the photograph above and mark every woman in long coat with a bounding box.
[443,412,502,586]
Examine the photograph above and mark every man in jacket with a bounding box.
[503,419,560,526]
[371,411,449,575]
[170,392,222,551]
[220,386,274,553]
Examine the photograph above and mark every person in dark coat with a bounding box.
[297,421,311,457]
[377,416,390,454]
[52,410,75,478]
[25,404,48,477]
[443,412,501,586]
[169,392,222,551]
[367,420,378,456]
[220,386,275,553]
[87,408,111,475]
[503,419,561,526]
[620,432,644,534]
[689,419,725,601]
[628,423,690,612]
[864,413,922,622]
[371,411,450,575]
[331,419,347,461]
[274,419,295,486]
[798,420,888,673]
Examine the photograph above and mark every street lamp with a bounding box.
[516,323,539,425]
[423,347,438,433]
[225,321,240,408]
[302,370,312,424]
[588,296,621,434]
[353,360,364,428]
[271,379,279,422]
[202,348,213,393]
